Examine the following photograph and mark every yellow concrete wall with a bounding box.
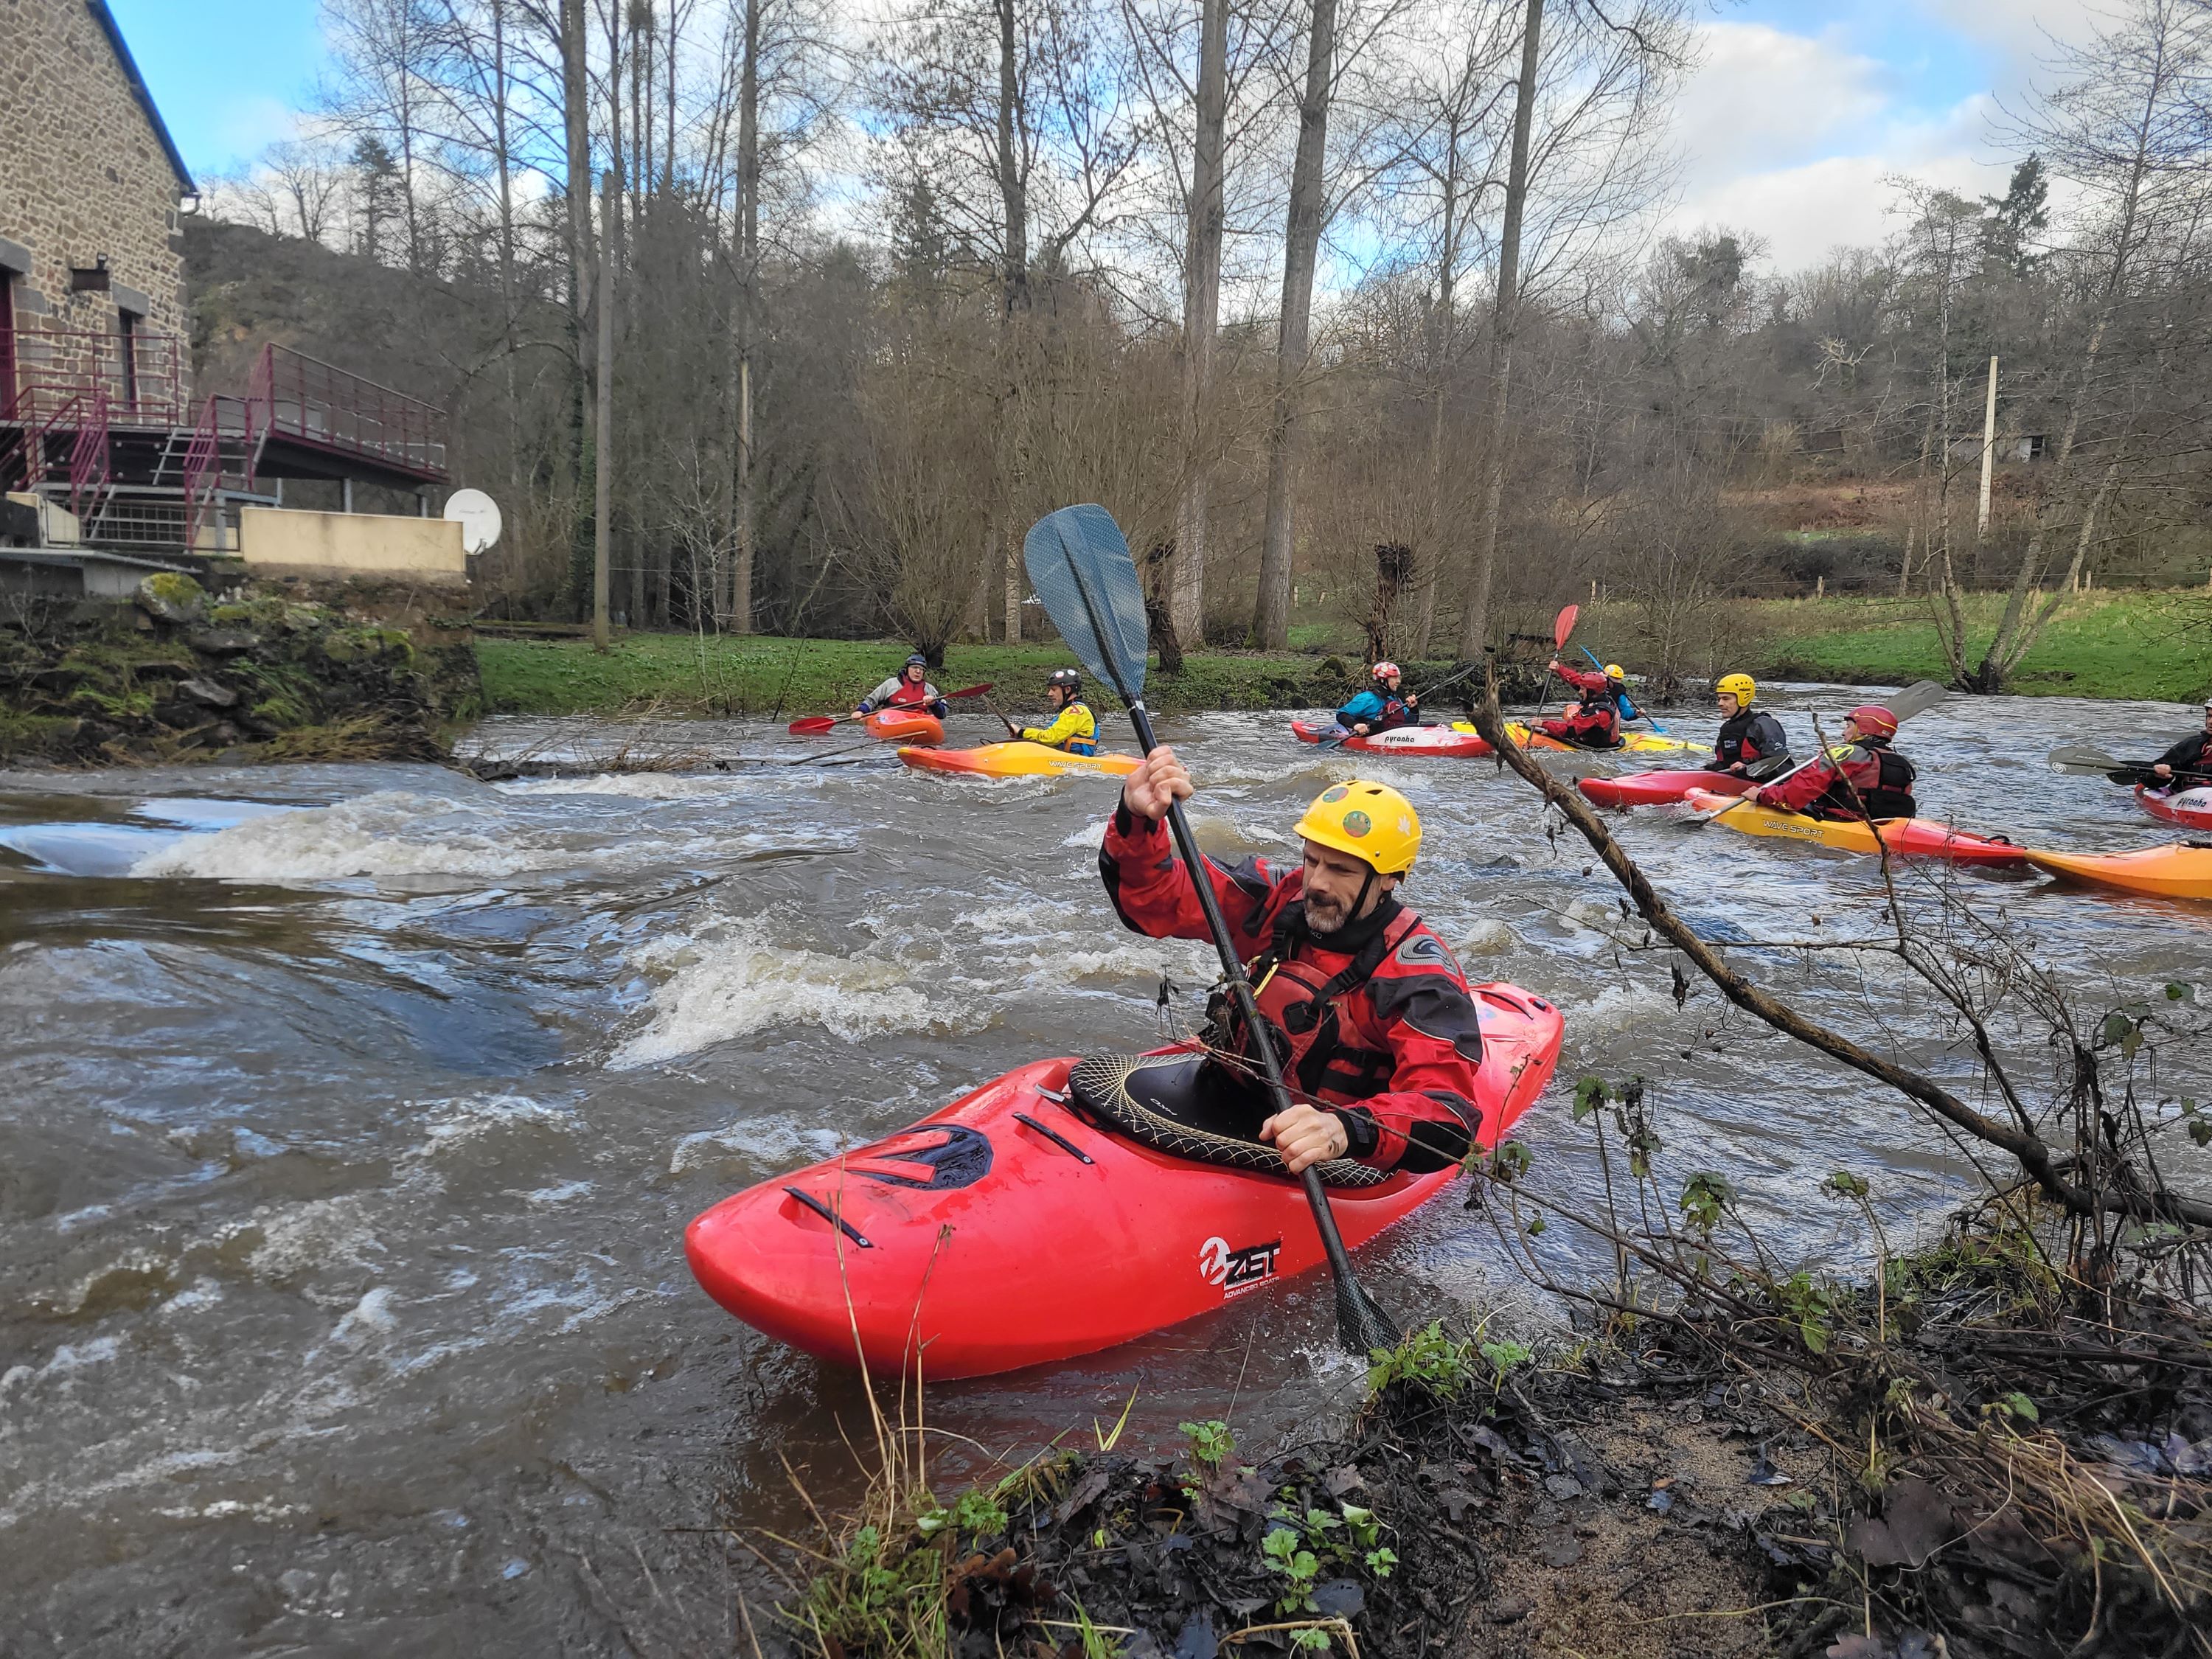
[238,508,466,583]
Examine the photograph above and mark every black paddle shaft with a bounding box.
[1122,706,1399,1351]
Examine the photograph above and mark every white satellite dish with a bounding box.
[444,488,504,554]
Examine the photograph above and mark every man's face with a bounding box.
[1048,685,1068,709]
[2202,706,2212,729]
[905,664,925,684]
[1302,840,1392,932]
[1842,718,1863,743]
[1718,692,1741,717]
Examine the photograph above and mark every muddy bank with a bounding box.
[0,571,481,766]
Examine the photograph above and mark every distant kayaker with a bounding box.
[1754,704,1918,821]
[855,653,950,719]
[1018,669,1100,755]
[1710,673,1790,778]
[1540,659,1627,750]
[1335,662,1422,737]
[2147,699,2212,788]
[1102,751,1486,1175]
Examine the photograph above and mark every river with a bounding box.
[3,690,2207,1655]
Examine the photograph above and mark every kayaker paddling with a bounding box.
[1018,668,1101,755]
[1540,658,1627,750]
[1103,750,1486,1176]
[1709,673,1790,779]
[1754,704,1918,822]
[2146,699,2212,789]
[855,653,950,720]
[1335,661,1421,737]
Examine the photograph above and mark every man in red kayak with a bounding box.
[1540,658,1626,749]
[1102,751,1486,1176]
[1754,704,1918,821]
[1335,661,1421,737]
[1711,673,1791,778]
[2147,699,2212,787]
[854,653,950,719]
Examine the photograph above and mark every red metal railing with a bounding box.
[250,344,448,479]
[0,325,188,427]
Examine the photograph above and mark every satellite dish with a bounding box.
[444,488,503,554]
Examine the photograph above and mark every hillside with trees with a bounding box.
[199,0,2212,690]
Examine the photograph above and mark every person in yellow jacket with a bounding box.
[1018,668,1099,755]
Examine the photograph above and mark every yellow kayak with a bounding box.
[1683,790,2028,866]
[898,742,1140,779]
[1450,721,1711,757]
[2024,844,2212,901]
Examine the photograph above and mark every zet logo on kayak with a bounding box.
[847,1124,992,1190]
[1199,1235,1283,1298]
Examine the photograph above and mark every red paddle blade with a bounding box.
[1553,604,1579,649]
[945,683,994,699]
[787,716,838,735]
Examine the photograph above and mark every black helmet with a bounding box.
[1048,668,1080,692]
[905,653,928,669]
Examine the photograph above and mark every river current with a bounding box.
[3,690,2207,1654]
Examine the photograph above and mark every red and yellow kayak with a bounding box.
[1579,770,1750,809]
[2136,785,2212,833]
[686,984,1563,1379]
[898,741,1139,779]
[1290,720,1495,758]
[865,709,945,745]
[2025,843,2212,901]
[1684,790,2029,867]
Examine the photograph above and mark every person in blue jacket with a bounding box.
[1335,662,1421,737]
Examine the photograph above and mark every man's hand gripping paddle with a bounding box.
[2045,742,2211,787]
[787,683,994,737]
[1693,681,1948,823]
[1023,504,1402,1358]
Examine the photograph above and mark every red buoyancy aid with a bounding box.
[1217,907,1425,1106]
[883,678,935,707]
[1809,744,1917,821]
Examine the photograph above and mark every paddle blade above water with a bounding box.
[1023,504,1150,702]
[787,715,838,736]
[1554,604,1579,649]
[1882,680,1949,723]
[2047,742,2133,777]
[945,683,994,700]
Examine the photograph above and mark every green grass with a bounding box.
[1747,589,2212,703]
[474,633,1394,718]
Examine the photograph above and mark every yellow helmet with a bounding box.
[1294,781,1420,874]
[1604,663,1626,681]
[1717,672,1756,703]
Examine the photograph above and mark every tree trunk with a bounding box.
[1253,0,1339,650]
[562,0,593,620]
[1172,0,1228,649]
[1417,112,1464,658]
[1456,0,1543,660]
[995,0,1029,316]
[594,169,616,650]
[727,0,761,633]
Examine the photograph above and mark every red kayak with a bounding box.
[1290,719,1494,759]
[865,709,944,745]
[1688,790,2029,867]
[2136,785,2212,832]
[686,983,1563,1379]
[1579,770,1750,810]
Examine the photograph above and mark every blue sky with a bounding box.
[108,0,2096,268]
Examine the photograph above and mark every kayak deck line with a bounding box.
[782,1186,873,1249]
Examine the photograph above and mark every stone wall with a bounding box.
[0,0,193,411]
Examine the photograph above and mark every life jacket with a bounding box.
[883,678,934,708]
[1714,709,1783,770]
[1062,700,1099,755]
[1813,743,1917,821]
[1210,905,1423,1107]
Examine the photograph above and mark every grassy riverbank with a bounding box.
[1747,588,2211,702]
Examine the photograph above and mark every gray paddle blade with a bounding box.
[1023,504,1149,701]
[2047,742,2124,776]
[1336,1276,1402,1357]
[1883,680,1948,722]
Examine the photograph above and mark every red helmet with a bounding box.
[1846,703,1899,740]
[1371,661,1402,682]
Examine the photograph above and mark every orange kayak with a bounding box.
[865,709,944,745]
[2023,843,2212,901]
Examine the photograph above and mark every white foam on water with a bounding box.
[1061,821,1108,849]
[412,1093,577,1160]
[493,772,737,800]
[612,917,979,1068]
[240,1193,387,1283]
[1458,918,1517,956]
[0,1335,123,1400]
[133,791,539,881]
[330,1286,400,1347]
[1569,984,1682,1036]
[669,1117,849,1176]
[521,1179,594,1207]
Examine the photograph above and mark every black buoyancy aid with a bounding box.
[1213,904,1422,1105]
[1817,744,1917,820]
[1714,709,1784,769]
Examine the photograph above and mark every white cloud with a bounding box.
[212,95,302,167]
[1669,22,1891,192]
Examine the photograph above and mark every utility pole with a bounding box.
[593,168,616,650]
[1976,355,1997,543]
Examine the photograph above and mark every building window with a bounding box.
[119,308,139,411]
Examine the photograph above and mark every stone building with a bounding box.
[2,1,454,582]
